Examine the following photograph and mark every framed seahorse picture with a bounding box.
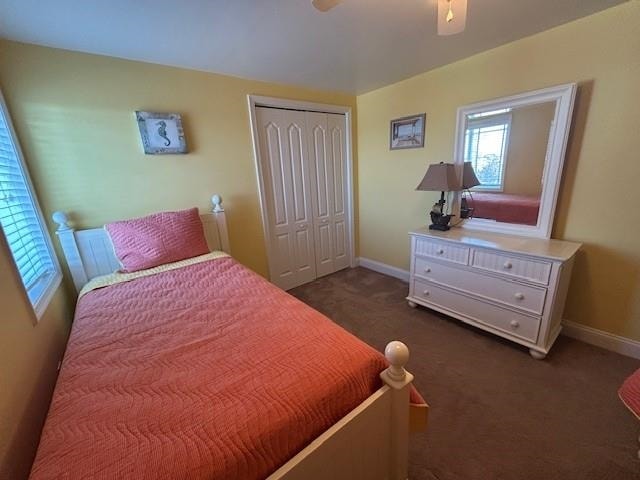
[135,111,187,154]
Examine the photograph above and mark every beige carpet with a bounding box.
[289,267,640,480]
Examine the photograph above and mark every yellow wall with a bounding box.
[357,2,640,340]
[503,102,555,196]
[0,235,71,479]
[0,40,356,478]
[0,40,357,279]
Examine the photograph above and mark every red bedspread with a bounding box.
[471,193,540,226]
[619,368,640,419]
[30,257,419,479]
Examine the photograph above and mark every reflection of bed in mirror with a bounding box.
[466,192,540,226]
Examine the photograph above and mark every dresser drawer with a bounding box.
[414,237,469,265]
[471,249,552,285]
[414,257,547,315]
[412,279,541,343]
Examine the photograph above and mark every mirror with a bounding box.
[453,83,577,238]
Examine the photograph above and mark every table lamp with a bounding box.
[416,162,459,231]
[460,161,480,219]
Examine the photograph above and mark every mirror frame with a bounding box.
[452,83,577,239]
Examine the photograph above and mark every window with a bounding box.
[464,109,512,191]
[0,89,61,319]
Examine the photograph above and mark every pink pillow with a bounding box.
[105,208,209,272]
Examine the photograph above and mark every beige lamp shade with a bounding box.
[416,163,459,192]
[462,161,481,189]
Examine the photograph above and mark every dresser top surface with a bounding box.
[410,226,581,261]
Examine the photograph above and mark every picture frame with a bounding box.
[135,111,187,154]
[390,113,426,150]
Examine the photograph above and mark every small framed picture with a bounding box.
[390,113,426,150]
[135,111,187,154]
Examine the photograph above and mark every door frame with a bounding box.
[247,95,357,283]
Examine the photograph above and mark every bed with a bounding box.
[468,192,540,226]
[30,195,427,480]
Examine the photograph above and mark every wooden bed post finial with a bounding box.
[384,341,409,382]
[208,194,230,253]
[381,340,414,480]
[51,211,89,293]
[211,194,224,213]
[52,211,72,232]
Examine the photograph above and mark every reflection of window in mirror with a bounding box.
[464,109,512,191]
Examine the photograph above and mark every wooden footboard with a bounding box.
[268,341,423,480]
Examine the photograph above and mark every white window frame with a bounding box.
[0,88,61,321]
[464,112,512,192]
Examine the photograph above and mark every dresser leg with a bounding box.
[407,301,418,308]
[529,349,546,360]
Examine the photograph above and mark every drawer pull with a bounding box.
[510,320,520,329]
[423,290,430,297]
[503,261,513,269]
[437,248,445,255]
[514,292,525,300]
[424,267,431,273]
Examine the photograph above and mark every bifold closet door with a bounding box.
[255,107,317,290]
[305,112,350,277]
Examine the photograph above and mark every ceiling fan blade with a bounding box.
[312,0,342,12]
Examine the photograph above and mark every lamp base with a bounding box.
[429,212,453,231]
[429,223,451,231]
[460,207,474,219]
[460,196,474,219]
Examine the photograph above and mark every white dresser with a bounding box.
[407,227,581,359]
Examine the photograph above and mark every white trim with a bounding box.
[247,95,357,285]
[561,320,640,360]
[31,271,62,319]
[357,257,410,283]
[452,83,577,239]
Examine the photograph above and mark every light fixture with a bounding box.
[461,161,480,189]
[460,162,480,219]
[416,162,459,231]
[438,0,467,36]
[446,2,454,23]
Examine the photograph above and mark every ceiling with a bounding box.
[0,0,626,94]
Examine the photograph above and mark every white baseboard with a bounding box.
[561,320,640,359]
[355,257,640,360]
[356,257,410,283]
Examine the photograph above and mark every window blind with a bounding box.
[0,104,55,301]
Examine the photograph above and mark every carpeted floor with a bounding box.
[289,267,640,480]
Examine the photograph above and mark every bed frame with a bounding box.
[52,195,426,480]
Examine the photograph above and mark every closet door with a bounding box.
[255,107,316,290]
[306,112,350,277]
[326,113,350,271]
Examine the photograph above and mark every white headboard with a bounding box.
[52,195,230,293]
